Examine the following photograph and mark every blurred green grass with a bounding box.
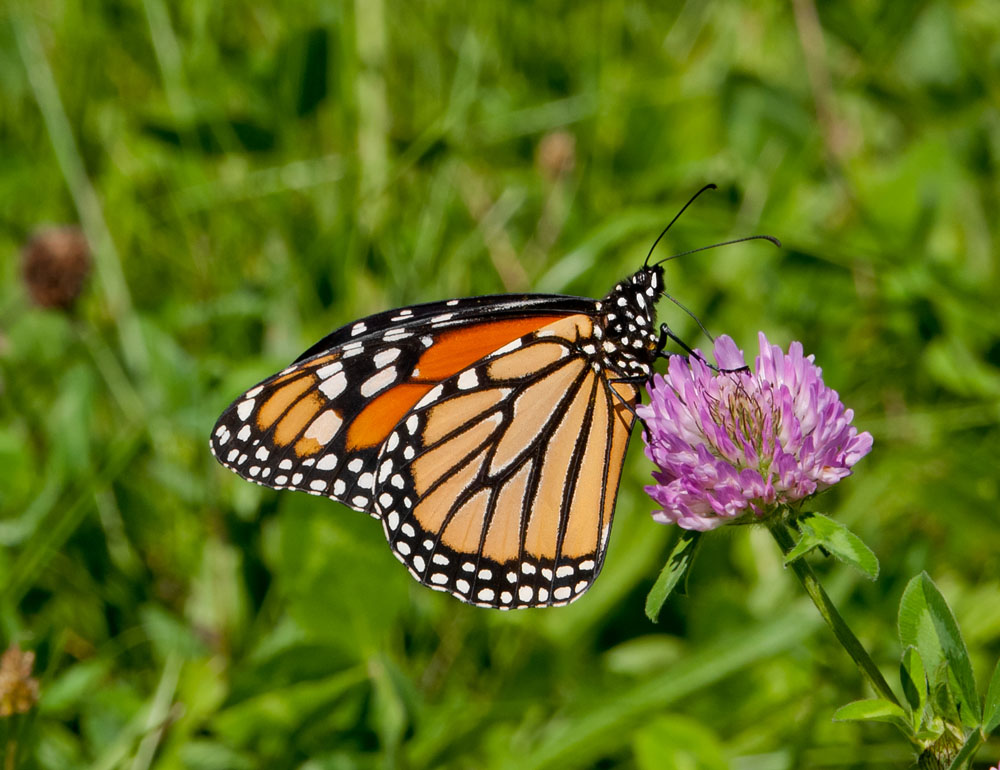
[1,1,999,767]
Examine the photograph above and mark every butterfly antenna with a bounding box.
[653,234,781,266]
[643,183,719,267]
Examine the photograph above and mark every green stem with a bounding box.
[768,518,903,708]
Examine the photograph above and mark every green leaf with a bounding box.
[984,657,1000,734]
[645,531,701,623]
[783,512,879,579]
[900,646,927,726]
[832,698,909,725]
[898,572,981,725]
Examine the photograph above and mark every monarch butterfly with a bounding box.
[210,186,776,609]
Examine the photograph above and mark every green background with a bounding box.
[2,1,999,767]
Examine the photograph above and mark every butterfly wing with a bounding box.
[211,297,637,608]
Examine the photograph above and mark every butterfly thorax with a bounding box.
[593,264,665,379]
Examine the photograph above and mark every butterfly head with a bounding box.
[596,264,666,378]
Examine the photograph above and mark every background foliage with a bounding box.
[2,0,1000,767]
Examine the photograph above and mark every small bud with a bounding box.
[22,225,91,310]
[0,645,40,717]
[536,131,576,182]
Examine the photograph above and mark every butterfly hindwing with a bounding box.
[370,314,639,608]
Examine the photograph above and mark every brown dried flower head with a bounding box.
[0,645,40,717]
[536,130,576,182]
[22,225,92,310]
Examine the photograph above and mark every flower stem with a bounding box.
[767,518,903,708]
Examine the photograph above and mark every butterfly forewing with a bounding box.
[213,301,582,512]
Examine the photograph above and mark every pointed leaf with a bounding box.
[782,530,823,564]
[645,530,701,623]
[898,573,981,724]
[900,646,927,726]
[832,698,909,725]
[984,656,1000,734]
[783,512,878,579]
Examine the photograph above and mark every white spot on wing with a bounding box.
[320,371,347,399]
[415,384,444,408]
[317,454,338,470]
[361,367,398,397]
[236,399,255,421]
[457,370,478,390]
[494,338,522,355]
[374,348,401,367]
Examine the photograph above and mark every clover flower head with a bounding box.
[637,332,873,531]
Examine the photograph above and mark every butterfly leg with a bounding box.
[654,324,749,374]
[605,377,645,418]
